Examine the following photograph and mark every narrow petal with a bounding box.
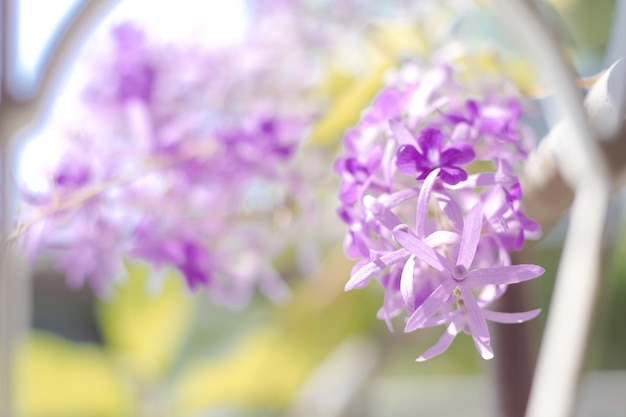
[415,168,440,238]
[379,187,421,209]
[466,264,544,287]
[424,230,460,248]
[392,226,450,272]
[483,308,541,324]
[389,120,415,146]
[459,285,493,360]
[345,248,410,290]
[416,320,461,362]
[400,255,416,306]
[448,172,515,189]
[457,202,483,268]
[437,192,464,231]
[404,278,455,332]
[363,195,403,230]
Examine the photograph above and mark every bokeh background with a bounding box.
[5,0,626,416]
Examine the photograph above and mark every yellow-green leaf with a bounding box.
[15,332,132,417]
[171,248,380,415]
[97,262,195,382]
[309,63,391,146]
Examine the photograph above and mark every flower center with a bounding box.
[452,264,468,281]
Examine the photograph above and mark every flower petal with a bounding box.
[415,168,440,237]
[483,308,541,324]
[440,143,475,166]
[457,202,483,268]
[459,285,493,360]
[416,319,461,362]
[400,255,416,306]
[417,127,444,154]
[363,195,403,230]
[395,144,422,176]
[466,264,544,287]
[392,226,450,272]
[404,278,455,332]
[424,230,460,247]
[345,248,410,291]
[389,120,415,146]
[439,166,469,185]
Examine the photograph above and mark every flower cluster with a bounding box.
[16,18,325,306]
[335,60,544,360]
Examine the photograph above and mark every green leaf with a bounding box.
[14,332,132,417]
[96,262,195,382]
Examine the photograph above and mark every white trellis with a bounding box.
[1,1,625,417]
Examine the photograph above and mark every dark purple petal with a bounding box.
[417,127,444,154]
[439,167,469,185]
[439,143,475,166]
[395,144,423,176]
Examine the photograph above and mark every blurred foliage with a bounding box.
[13,1,626,416]
[96,263,195,383]
[545,0,616,55]
[15,333,132,417]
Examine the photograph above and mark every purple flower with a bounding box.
[335,58,544,360]
[111,24,155,103]
[391,122,475,185]
[392,203,544,359]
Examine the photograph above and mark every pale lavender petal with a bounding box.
[345,248,410,291]
[416,320,461,362]
[364,195,402,230]
[415,168,440,238]
[457,202,483,268]
[459,285,493,360]
[448,171,515,189]
[466,264,544,287]
[424,230,460,248]
[404,278,455,332]
[389,120,415,146]
[483,308,541,323]
[392,226,450,272]
[400,255,416,306]
[379,187,421,209]
[437,193,464,231]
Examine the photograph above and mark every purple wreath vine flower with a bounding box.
[392,122,475,185]
[335,58,545,361]
[15,12,328,306]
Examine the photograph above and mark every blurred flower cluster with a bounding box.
[16,3,335,306]
[335,56,545,360]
